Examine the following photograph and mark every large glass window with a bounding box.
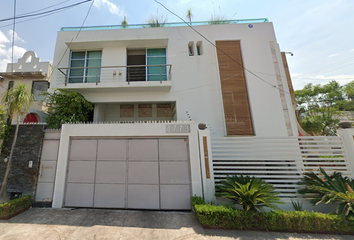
[69,51,102,83]
[147,48,167,81]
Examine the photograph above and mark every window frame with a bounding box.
[68,50,102,84]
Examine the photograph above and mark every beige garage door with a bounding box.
[64,138,191,210]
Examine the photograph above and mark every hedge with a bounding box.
[0,195,32,220]
[191,196,354,234]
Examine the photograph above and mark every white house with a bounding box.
[44,19,299,210]
[0,51,51,123]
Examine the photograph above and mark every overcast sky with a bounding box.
[0,0,353,90]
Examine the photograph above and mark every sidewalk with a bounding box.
[0,208,352,240]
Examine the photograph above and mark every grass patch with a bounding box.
[0,195,32,220]
[191,196,354,234]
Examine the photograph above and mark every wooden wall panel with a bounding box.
[216,40,254,136]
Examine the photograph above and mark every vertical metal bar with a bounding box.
[127,67,130,85]
[65,70,67,86]
[96,67,98,85]
[160,65,162,83]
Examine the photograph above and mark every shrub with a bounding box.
[192,199,354,234]
[298,168,354,215]
[0,195,32,219]
[215,175,284,212]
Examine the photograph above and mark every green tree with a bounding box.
[0,83,34,202]
[216,175,283,212]
[295,80,353,136]
[42,89,93,129]
[343,80,354,101]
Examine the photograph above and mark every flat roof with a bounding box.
[61,18,269,31]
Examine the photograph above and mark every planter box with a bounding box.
[0,195,32,220]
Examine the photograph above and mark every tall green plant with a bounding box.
[0,83,34,202]
[42,89,93,129]
[216,175,283,212]
[298,168,354,215]
[186,9,193,24]
[147,9,167,27]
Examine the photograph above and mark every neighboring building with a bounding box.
[0,51,52,123]
[44,19,298,210]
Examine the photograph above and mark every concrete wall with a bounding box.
[52,122,203,208]
[51,23,297,138]
[0,124,45,199]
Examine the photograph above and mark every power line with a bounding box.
[0,8,74,29]
[48,0,95,80]
[302,56,354,76]
[153,0,290,95]
[16,0,71,17]
[0,0,92,23]
[11,0,17,76]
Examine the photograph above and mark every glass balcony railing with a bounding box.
[57,64,172,86]
[60,19,269,31]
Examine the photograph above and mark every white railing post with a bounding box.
[337,129,354,178]
[198,129,215,203]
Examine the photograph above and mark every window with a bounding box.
[188,41,194,56]
[147,48,167,81]
[69,51,102,83]
[32,81,49,101]
[196,41,203,55]
[126,48,167,82]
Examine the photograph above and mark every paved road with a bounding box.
[0,208,352,240]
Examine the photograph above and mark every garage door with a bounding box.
[64,138,191,210]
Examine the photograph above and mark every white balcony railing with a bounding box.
[57,64,172,86]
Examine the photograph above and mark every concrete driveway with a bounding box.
[0,208,352,240]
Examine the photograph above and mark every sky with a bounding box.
[0,0,353,90]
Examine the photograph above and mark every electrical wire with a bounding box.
[153,0,290,95]
[16,0,71,17]
[302,56,354,76]
[11,0,17,76]
[0,0,92,23]
[0,8,73,29]
[48,0,95,80]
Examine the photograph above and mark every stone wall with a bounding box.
[0,124,45,199]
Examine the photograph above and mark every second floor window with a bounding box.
[69,51,102,83]
[126,48,167,82]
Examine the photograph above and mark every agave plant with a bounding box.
[216,175,283,212]
[298,168,354,215]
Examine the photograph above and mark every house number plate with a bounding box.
[166,124,191,133]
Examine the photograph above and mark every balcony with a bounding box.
[57,64,172,93]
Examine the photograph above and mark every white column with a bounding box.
[337,129,354,177]
[198,129,215,203]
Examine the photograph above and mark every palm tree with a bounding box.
[0,83,34,202]
[186,9,193,24]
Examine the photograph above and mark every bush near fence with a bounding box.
[191,196,354,234]
[0,195,32,220]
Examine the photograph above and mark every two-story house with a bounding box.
[0,51,51,123]
[47,19,298,210]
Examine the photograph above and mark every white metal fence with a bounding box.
[211,136,351,199]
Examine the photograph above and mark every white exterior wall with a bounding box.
[51,23,297,137]
[52,122,203,208]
